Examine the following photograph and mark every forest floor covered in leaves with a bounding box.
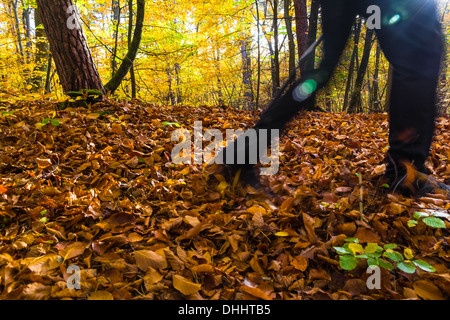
[0,98,449,300]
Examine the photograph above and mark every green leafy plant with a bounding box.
[334,238,436,274]
[407,211,448,229]
[40,118,61,127]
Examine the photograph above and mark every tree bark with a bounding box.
[347,28,375,113]
[104,0,145,94]
[284,0,296,76]
[343,19,362,111]
[127,0,137,99]
[293,0,308,74]
[36,0,105,93]
[31,6,49,90]
[273,0,280,95]
[241,32,253,109]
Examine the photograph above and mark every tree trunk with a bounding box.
[347,28,375,113]
[384,63,394,112]
[111,0,121,75]
[303,0,319,110]
[127,0,137,99]
[11,0,23,57]
[241,32,253,109]
[254,0,261,110]
[343,19,362,111]
[304,0,319,72]
[104,0,145,94]
[284,0,296,77]
[272,0,280,96]
[31,6,49,90]
[36,0,105,93]
[293,0,308,74]
[370,42,382,112]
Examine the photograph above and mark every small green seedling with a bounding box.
[407,211,448,229]
[334,238,435,274]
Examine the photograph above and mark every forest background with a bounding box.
[1,0,450,113]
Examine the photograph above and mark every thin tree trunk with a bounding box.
[284,0,295,77]
[371,42,382,112]
[111,0,120,75]
[241,32,253,109]
[104,0,144,94]
[31,6,49,90]
[343,19,362,111]
[272,0,280,96]
[127,0,137,98]
[303,0,319,110]
[255,0,261,110]
[347,28,375,113]
[11,0,24,57]
[384,63,394,112]
[44,54,52,93]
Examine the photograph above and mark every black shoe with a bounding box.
[387,170,450,198]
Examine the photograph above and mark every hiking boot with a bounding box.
[386,170,450,198]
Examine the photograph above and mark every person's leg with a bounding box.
[254,0,357,133]
[371,0,444,181]
[219,0,357,176]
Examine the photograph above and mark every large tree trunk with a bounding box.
[36,0,105,93]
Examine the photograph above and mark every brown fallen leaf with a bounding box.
[88,290,114,300]
[413,280,445,300]
[240,285,272,300]
[172,274,202,295]
[302,212,316,243]
[58,242,86,261]
[135,250,168,271]
[22,283,51,300]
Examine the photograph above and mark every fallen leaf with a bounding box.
[172,274,202,295]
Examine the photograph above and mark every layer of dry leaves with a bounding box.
[0,98,449,300]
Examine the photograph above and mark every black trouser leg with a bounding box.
[254,0,356,134]
[370,0,443,177]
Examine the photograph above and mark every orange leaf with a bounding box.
[240,285,272,300]
[58,242,86,261]
[88,290,114,300]
[135,250,167,271]
[172,274,202,295]
[413,280,444,300]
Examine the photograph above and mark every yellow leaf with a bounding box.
[404,248,414,260]
[172,274,202,295]
[88,290,114,300]
[240,285,272,300]
[275,231,289,237]
[365,243,379,254]
[86,113,101,119]
[216,180,228,192]
[26,84,33,91]
[348,243,364,254]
